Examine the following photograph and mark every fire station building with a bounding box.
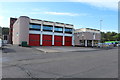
[12,16,74,46]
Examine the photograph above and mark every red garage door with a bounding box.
[54,36,63,46]
[65,36,72,46]
[43,35,52,46]
[29,34,40,46]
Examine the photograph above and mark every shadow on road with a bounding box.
[2,48,16,53]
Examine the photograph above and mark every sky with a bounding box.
[0,0,118,32]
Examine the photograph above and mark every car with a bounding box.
[117,44,120,47]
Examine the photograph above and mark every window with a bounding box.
[29,24,41,31]
[65,28,72,34]
[43,25,53,31]
[54,27,63,32]
[4,35,8,40]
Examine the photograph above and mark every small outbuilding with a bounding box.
[74,28,101,47]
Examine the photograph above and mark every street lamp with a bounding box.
[100,20,103,31]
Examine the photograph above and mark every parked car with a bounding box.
[97,43,114,48]
[117,44,120,47]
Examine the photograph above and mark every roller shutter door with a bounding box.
[65,36,72,46]
[54,36,63,46]
[42,35,52,46]
[29,34,40,46]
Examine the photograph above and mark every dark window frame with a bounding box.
[29,23,41,31]
[29,28,40,31]
[65,28,73,34]
[43,25,53,32]
[54,26,63,33]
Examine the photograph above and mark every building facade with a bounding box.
[2,27,9,44]
[12,16,74,46]
[9,18,17,44]
[74,28,101,47]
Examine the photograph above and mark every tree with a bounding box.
[101,31,119,42]
[2,27,9,35]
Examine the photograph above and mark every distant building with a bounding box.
[9,17,17,44]
[2,27,9,44]
[3,35,9,44]
[12,16,74,46]
[74,28,101,47]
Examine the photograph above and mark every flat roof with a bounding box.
[12,16,73,26]
[30,18,73,26]
[76,28,100,31]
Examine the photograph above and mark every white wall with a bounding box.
[13,19,20,44]
[13,16,30,45]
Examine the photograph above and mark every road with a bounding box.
[2,44,118,78]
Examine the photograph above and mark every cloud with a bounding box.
[44,12,87,16]
[85,2,117,11]
[101,29,118,33]
[70,0,118,11]
[1,0,118,2]
[0,0,118,11]
[69,0,118,2]
[44,12,79,16]
[30,11,87,16]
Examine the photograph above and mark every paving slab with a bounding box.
[35,46,98,53]
[2,45,118,78]
[2,66,31,78]
[68,61,118,78]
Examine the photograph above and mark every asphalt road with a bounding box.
[2,44,118,78]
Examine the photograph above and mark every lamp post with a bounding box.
[100,20,103,31]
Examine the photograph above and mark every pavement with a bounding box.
[34,46,99,53]
[2,44,118,78]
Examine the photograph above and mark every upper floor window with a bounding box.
[65,28,72,34]
[29,24,41,31]
[43,25,53,31]
[54,27,63,33]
